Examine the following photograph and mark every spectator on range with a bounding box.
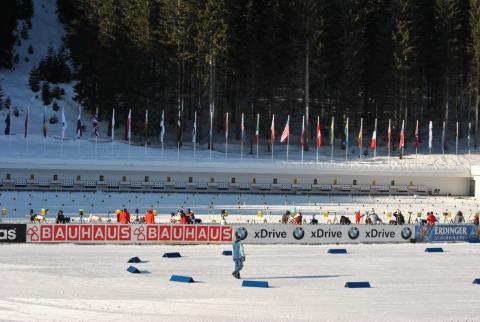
[145,209,155,224]
[426,212,437,226]
[393,209,405,225]
[453,211,465,224]
[281,211,290,224]
[473,213,479,225]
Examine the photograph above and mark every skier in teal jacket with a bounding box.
[232,231,245,279]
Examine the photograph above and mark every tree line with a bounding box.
[37,0,480,149]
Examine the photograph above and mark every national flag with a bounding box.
[468,122,471,150]
[301,115,306,147]
[76,109,82,139]
[24,107,29,138]
[92,108,99,137]
[4,109,11,135]
[160,109,165,143]
[316,116,322,148]
[441,121,445,153]
[111,108,115,141]
[225,112,229,140]
[61,106,67,138]
[42,106,48,138]
[280,115,290,143]
[241,113,247,144]
[415,120,419,149]
[145,109,149,144]
[399,120,405,149]
[358,118,363,148]
[329,117,334,145]
[344,117,349,148]
[428,121,433,150]
[127,109,131,141]
[387,119,391,150]
[270,115,275,145]
[192,111,197,143]
[255,113,260,145]
[370,119,377,150]
[209,110,213,147]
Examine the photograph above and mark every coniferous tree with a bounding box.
[41,82,52,105]
[29,65,41,92]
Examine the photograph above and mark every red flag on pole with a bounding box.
[370,126,376,150]
[280,116,290,143]
[301,116,305,147]
[270,115,275,144]
[387,120,391,149]
[415,120,419,148]
[316,116,322,148]
[399,120,405,149]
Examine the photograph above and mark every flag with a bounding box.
[76,110,82,139]
[4,109,11,135]
[209,110,213,148]
[270,114,275,144]
[415,120,419,149]
[329,117,334,145]
[255,113,259,145]
[344,117,349,148]
[316,116,322,148]
[225,112,229,141]
[127,109,131,141]
[441,121,445,153]
[92,109,99,137]
[370,119,377,150]
[241,113,247,144]
[145,109,149,144]
[61,106,67,138]
[301,115,306,147]
[160,109,165,143]
[280,115,290,143]
[24,107,29,138]
[111,108,115,141]
[192,111,197,143]
[358,118,363,148]
[42,106,48,138]
[428,121,433,150]
[468,122,471,150]
[176,109,182,148]
[387,119,391,150]
[399,120,405,149]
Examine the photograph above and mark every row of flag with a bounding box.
[4,108,473,153]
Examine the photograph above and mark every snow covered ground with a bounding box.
[1,191,479,223]
[0,242,479,321]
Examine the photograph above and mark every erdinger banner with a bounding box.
[232,224,415,244]
[415,224,480,243]
[26,224,233,244]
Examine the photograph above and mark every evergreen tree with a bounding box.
[0,84,4,108]
[29,65,40,92]
[41,82,52,105]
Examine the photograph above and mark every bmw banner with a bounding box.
[232,224,415,244]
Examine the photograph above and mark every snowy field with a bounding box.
[0,243,479,321]
[1,191,479,223]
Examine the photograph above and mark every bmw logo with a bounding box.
[293,227,305,240]
[348,227,360,240]
[235,227,248,241]
[401,227,412,240]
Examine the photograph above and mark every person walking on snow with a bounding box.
[232,231,245,279]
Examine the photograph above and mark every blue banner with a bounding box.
[415,224,480,243]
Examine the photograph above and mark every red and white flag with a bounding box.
[387,119,391,150]
[255,113,259,145]
[270,115,275,144]
[370,119,377,150]
[225,112,229,140]
[126,109,131,141]
[316,116,322,148]
[280,115,290,143]
[399,120,405,149]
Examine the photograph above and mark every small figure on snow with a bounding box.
[232,231,245,279]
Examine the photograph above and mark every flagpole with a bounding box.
[301,116,304,162]
[77,106,81,158]
[60,107,64,157]
[209,110,213,161]
[43,105,46,156]
[8,106,12,154]
[330,116,334,163]
[286,115,290,162]
[428,121,432,155]
[388,119,391,162]
[442,121,445,155]
[111,108,115,158]
[271,114,274,161]
[144,109,148,158]
[26,106,29,154]
[128,109,131,160]
[468,122,471,162]
[241,113,244,160]
[256,113,259,160]
[225,112,228,159]
[160,109,164,159]
[316,116,319,163]
[455,120,459,159]
[373,118,377,160]
[193,111,197,160]
[401,120,404,158]
[345,117,348,162]
[415,120,418,162]
[95,107,98,158]
[359,117,363,159]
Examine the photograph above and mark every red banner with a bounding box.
[26,224,233,244]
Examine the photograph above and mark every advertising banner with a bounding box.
[26,224,233,244]
[415,224,480,243]
[232,224,415,244]
[0,224,27,243]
